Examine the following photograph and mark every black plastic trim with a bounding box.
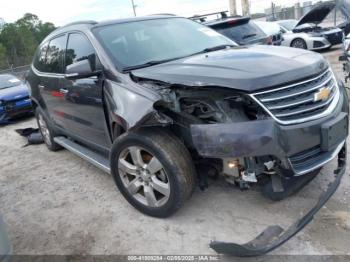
[210,144,347,257]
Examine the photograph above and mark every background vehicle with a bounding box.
[276,3,343,50]
[276,19,333,50]
[190,12,272,45]
[339,0,350,81]
[255,21,283,46]
[27,16,348,256]
[0,74,32,123]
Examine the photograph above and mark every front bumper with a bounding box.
[0,100,32,123]
[307,36,331,51]
[210,144,347,256]
[190,83,349,176]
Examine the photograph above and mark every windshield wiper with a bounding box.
[199,44,236,54]
[242,33,257,39]
[123,57,181,72]
[123,45,236,72]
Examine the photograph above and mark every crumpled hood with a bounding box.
[295,2,335,27]
[131,45,328,93]
[0,84,29,101]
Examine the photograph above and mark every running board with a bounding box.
[53,136,110,173]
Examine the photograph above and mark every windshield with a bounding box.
[0,75,21,89]
[278,20,298,31]
[93,17,235,70]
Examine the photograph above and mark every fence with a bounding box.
[0,65,30,80]
[255,0,346,27]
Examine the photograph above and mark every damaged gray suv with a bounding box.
[27,16,348,256]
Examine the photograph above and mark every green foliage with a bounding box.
[0,13,56,70]
[0,43,7,69]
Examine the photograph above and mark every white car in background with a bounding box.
[255,21,283,46]
[276,19,332,50]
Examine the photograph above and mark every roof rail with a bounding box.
[62,20,98,27]
[189,11,229,22]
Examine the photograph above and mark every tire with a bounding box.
[291,38,307,49]
[35,108,62,151]
[262,168,321,201]
[110,128,196,218]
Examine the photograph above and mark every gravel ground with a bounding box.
[0,46,349,256]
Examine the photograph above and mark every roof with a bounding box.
[93,15,179,28]
[43,15,179,42]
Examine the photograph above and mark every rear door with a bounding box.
[59,32,110,148]
[38,34,68,128]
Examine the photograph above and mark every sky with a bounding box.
[0,0,325,26]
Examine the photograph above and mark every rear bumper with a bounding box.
[190,83,349,176]
[210,143,347,256]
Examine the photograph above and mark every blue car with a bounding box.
[0,74,32,123]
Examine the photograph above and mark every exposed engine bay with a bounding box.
[136,79,290,195]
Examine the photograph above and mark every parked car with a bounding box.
[276,3,343,50]
[0,74,32,123]
[27,16,348,256]
[338,0,350,81]
[255,21,283,46]
[190,12,272,46]
[0,215,10,262]
[277,19,331,50]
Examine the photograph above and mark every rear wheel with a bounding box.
[291,38,307,49]
[35,108,62,151]
[110,128,196,218]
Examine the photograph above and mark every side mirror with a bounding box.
[65,59,101,79]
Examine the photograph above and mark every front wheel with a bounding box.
[291,38,307,49]
[110,128,196,218]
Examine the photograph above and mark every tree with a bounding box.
[0,43,7,69]
[0,13,56,69]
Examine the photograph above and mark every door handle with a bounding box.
[59,88,68,94]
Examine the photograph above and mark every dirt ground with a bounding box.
[0,46,350,256]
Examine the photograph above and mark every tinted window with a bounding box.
[93,18,234,70]
[46,35,66,73]
[33,42,49,71]
[66,33,100,72]
[216,21,266,45]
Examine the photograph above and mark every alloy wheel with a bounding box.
[118,146,170,207]
[38,114,52,146]
[292,39,306,49]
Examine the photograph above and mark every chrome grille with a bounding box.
[250,69,340,125]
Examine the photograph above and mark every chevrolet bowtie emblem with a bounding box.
[314,87,330,102]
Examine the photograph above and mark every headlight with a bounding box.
[309,32,324,37]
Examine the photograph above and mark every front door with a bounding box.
[59,33,110,148]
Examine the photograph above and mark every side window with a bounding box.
[46,35,66,73]
[65,33,100,72]
[33,42,49,72]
